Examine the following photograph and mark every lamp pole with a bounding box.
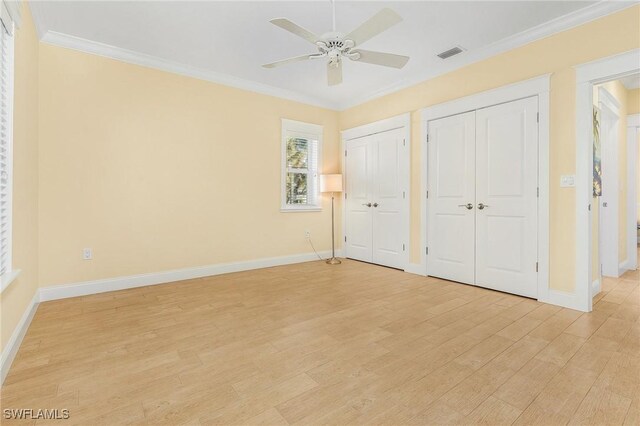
[327,191,341,264]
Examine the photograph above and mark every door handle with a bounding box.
[478,203,489,210]
[458,203,473,210]
[362,203,372,207]
[373,203,379,208]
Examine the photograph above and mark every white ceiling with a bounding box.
[29,1,634,109]
[620,74,640,90]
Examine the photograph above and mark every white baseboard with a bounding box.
[618,260,630,276]
[404,263,427,276]
[1,291,40,385]
[592,278,601,296]
[39,249,342,302]
[538,288,588,312]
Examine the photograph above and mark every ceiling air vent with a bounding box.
[437,46,465,60]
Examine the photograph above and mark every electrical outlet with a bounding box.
[560,175,575,187]
[83,248,93,260]
[305,231,311,239]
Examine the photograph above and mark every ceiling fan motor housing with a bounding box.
[318,34,357,63]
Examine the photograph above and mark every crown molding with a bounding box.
[31,1,637,112]
[336,0,638,110]
[40,30,340,110]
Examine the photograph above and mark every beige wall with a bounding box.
[629,88,640,115]
[37,44,341,287]
[2,2,640,357]
[0,4,39,352]
[339,5,640,293]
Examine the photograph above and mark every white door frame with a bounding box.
[341,113,411,270]
[597,87,621,278]
[627,113,639,266]
[575,48,640,312]
[420,75,550,303]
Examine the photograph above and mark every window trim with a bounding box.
[0,16,15,293]
[281,119,323,212]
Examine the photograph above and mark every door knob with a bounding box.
[362,203,372,207]
[478,203,489,210]
[458,203,473,210]
[373,203,379,208]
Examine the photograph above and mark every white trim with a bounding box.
[39,31,339,111]
[341,114,410,141]
[0,268,20,294]
[575,48,640,312]
[420,74,551,304]
[28,2,636,112]
[1,0,20,29]
[627,114,639,271]
[39,249,342,302]
[0,290,38,385]
[419,75,551,123]
[0,18,14,283]
[619,260,632,276]
[592,279,601,296]
[599,86,621,111]
[538,289,587,312]
[404,263,426,276]
[340,113,411,271]
[281,119,323,211]
[340,1,634,110]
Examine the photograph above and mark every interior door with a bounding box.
[372,128,405,269]
[599,99,619,277]
[475,96,538,297]
[427,111,476,285]
[345,136,373,262]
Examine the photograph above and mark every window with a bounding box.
[281,119,322,211]
[0,5,15,290]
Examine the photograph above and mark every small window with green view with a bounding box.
[281,120,322,211]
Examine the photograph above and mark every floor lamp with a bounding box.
[320,174,343,265]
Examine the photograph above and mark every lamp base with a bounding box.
[326,257,342,265]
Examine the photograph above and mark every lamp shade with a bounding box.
[320,174,343,193]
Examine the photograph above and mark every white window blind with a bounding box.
[281,119,323,211]
[0,13,14,279]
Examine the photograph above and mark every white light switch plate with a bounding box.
[560,175,575,187]
[83,248,92,260]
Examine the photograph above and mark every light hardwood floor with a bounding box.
[1,250,639,425]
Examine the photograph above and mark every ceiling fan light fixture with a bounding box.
[262,3,409,85]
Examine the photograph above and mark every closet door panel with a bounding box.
[345,137,373,263]
[372,128,405,269]
[475,96,538,297]
[427,111,476,285]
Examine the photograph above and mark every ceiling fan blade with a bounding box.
[351,49,410,69]
[345,8,402,46]
[327,61,342,86]
[262,54,313,68]
[270,18,319,44]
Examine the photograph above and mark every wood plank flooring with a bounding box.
[1,250,638,425]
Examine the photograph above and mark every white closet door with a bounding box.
[372,128,405,269]
[427,111,476,285]
[345,136,373,262]
[475,96,538,297]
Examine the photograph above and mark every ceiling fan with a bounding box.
[262,0,409,86]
